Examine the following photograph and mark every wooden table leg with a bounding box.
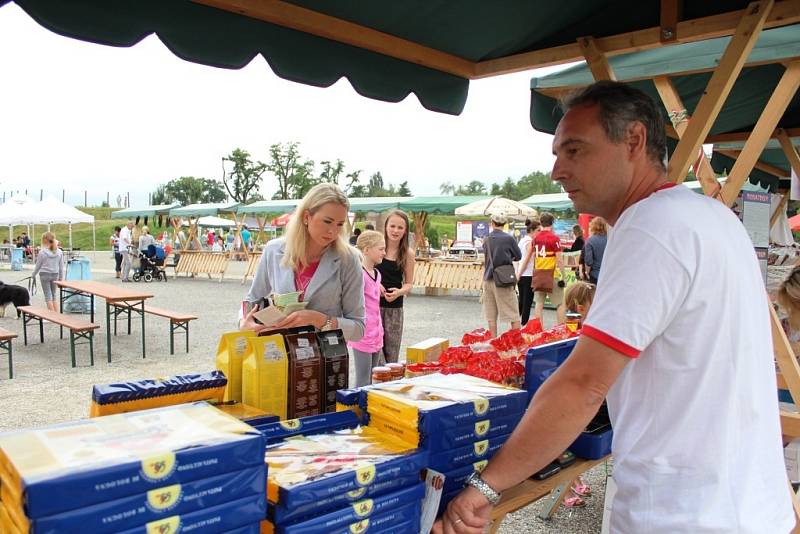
[105,301,112,363]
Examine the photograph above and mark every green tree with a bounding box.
[454,180,487,195]
[397,181,412,197]
[266,142,317,199]
[222,148,267,204]
[439,181,456,195]
[152,177,227,205]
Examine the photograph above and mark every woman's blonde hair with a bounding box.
[283,183,350,270]
[779,266,800,329]
[142,226,149,234]
[42,231,58,252]
[590,217,608,236]
[355,230,385,252]
[564,282,596,313]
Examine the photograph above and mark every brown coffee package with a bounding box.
[284,332,323,419]
[317,329,349,413]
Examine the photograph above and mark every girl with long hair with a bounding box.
[32,232,64,312]
[375,209,415,363]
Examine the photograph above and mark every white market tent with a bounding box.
[0,196,95,250]
[455,196,536,217]
[194,215,237,228]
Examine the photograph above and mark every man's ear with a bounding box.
[625,121,648,161]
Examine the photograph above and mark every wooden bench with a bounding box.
[0,328,18,379]
[18,306,99,368]
[112,302,198,354]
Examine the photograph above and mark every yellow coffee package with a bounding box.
[242,334,289,419]
[216,331,258,402]
[405,337,449,363]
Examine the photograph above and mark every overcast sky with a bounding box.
[0,3,566,207]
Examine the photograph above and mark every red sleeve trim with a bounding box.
[582,325,641,358]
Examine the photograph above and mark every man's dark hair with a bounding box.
[354,228,362,236]
[560,81,667,171]
[365,223,375,231]
[539,212,555,227]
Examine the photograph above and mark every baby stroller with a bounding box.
[130,245,167,282]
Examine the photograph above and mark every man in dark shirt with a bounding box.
[482,213,522,336]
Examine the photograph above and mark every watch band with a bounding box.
[322,315,334,331]
[465,472,501,505]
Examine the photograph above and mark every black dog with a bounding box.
[0,281,31,318]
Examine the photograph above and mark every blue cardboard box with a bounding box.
[269,483,424,533]
[257,411,360,444]
[524,338,577,402]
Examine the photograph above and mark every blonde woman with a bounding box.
[239,183,365,341]
[32,232,64,312]
[138,225,156,253]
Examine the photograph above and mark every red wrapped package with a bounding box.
[521,318,543,335]
[490,328,527,358]
[439,346,473,369]
[461,328,493,346]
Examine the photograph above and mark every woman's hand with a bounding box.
[239,306,269,334]
[383,288,401,302]
[432,487,493,534]
[274,309,327,330]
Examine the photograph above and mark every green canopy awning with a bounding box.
[111,203,180,219]
[10,0,790,116]
[169,201,240,217]
[397,196,490,214]
[347,197,406,213]
[520,193,574,213]
[529,25,800,192]
[237,199,299,215]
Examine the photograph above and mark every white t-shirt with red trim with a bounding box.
[583,184,793,533]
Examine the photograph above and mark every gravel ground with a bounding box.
[0,251,606,533]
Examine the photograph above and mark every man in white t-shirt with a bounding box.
[435,82,793,533]
[119,220,134,282]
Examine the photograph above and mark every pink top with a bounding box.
[348,267,383,353]
[294,261,320,301]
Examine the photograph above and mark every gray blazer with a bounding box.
[245,238,366,341]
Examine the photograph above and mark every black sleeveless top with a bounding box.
[376,257,404,308]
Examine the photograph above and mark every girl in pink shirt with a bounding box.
[348,230,386,386]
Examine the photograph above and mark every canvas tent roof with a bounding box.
[397,196,490,214]
[11,1,800,115]
[112,203,180,219]
[528,24,800,191]
[169,202,240,217]
[0,196,94,225]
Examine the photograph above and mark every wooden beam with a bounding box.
[707,128,800,144]
[191,0,474,79]
[772,193,790,228]
[576,37,616,81]
[778,128,800,177]
[654,76,721,197]
[667,1,773,186]
[474,0,800,78]
[660,0,683,42]
[771,304,800,407]
[720,60,800,205]
[715,149,790,178]
[783,410,800,437]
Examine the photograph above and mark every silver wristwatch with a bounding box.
[465,472,501,505]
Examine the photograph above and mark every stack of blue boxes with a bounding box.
[360,373,528,517]
[258,411,428,534]
[0,402,266,534]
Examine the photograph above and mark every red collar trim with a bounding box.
[655,182,678,192]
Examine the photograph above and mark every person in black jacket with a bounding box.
[482,213,522,336]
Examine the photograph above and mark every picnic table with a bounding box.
[55,280,153,361]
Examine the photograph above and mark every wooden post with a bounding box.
[233,213,249,261]
[666,0,773,185]
[777,129,800,177]
[659,0,683,42]
[720,60,800,206]
[771,193,789,229]
[654,76,721,197]
[255,216,267,245]
[576,37,616,81]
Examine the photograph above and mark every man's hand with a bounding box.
[432,486,492,534]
